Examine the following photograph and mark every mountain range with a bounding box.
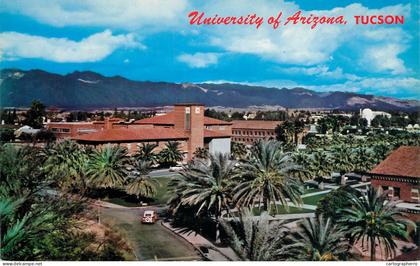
[0,68,418,111]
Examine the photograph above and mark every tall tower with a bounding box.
[173,103,204,160]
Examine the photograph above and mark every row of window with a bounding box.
[233,137,275,143]
[232,130,275,136]
[51,128,70,133]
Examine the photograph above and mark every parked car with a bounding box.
[141,210,158,224]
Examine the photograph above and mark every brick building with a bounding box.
[47,104,232,160]
[231,120,282,145]
[368,146,420,221]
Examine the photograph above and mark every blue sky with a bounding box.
[0,0,419,99]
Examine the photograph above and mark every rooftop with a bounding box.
[370,146,420,178]
[73,127,188,143]
[232,120,283,130]
[134,112,232,125]
[72,127,230,143]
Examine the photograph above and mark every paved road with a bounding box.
[100,206,201,261]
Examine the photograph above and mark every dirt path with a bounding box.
[100,207,201,261]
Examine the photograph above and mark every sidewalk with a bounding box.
[161,222,240,261]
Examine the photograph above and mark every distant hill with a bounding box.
[0,68,418,111]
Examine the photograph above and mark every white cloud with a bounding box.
[276,65,360,80]
[177,52,220,68]
[0,30,144,62]
[0,0,188,31]
[360,44,407,75]
[193,1,411,74]
[302,77,420,99]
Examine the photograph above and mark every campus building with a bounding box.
[368,146,420,221]
[231,120,282,145]
[47,104,232,160]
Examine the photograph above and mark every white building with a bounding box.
[360,108,391,127]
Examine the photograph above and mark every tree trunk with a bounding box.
[215,221,221,245]
[370,238,376,261]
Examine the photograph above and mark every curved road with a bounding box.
[100,206,201,261]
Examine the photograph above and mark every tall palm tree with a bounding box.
[158,141,184,167]
[170,153,236,243]
[233,140,303,213]
[43,140,90,194]
[220,209,288,260]
[125,160,157,198]
[87,144,131,188]
[339,187,414,261]
[285,216,351,261]
[308,150,333,189]
[135,143,158,165]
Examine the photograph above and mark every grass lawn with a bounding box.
[302,193,328,206]
[101,176,174,207]
[152,176,173,205]
[252,205,314,216]
[303,188,323,194]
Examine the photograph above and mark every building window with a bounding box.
[393,187,400,198]
[220,126,225,130]
[185,107,191,130]
[412,188,419,201]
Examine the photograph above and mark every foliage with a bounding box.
[233,140,303,213]
[285,216,351,261]
[0,144,125,260]
[135,143,158,165]
[23,100,46,129]
[158,141,184,167]
[169,153,236,243]
[125,160,157,198]
[316,185,359,222]
[231,141,248,161]
[87,144,131,188]
[220,209,288,260]
[193,147,209,160]
[339,187,415,261]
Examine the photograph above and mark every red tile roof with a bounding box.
[134,112,231,125]
[232,120,283,130]
[204,129,231,138]
[370,146,420,178]
[72,128,188,143]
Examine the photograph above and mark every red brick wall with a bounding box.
[173,104,204,160]
[371,179,419,203]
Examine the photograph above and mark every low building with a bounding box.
[48,104,232,160]
[231,120,282,145]
[368,146,420,221]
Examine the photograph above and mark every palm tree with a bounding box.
[193,147,209,160]
[352,146,375,173]
[285,216,351,261]
[233,140,303,213]
[43,140,90,194]
[339,187,414,261]
[220,209,288,260]
[125,160,157,198]
[170,153,236,244]
[135,143,158,165]
[158,141,183,167]
[231,141,248,161]
[330,145,354,176]
[87,144,131,188]
[291,150,312,181]
[308,150,333,189]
